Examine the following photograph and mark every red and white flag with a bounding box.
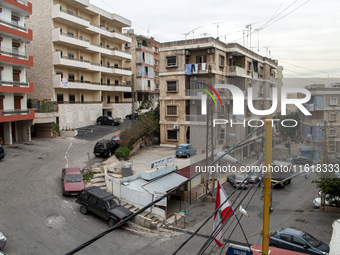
[213,180,234,247]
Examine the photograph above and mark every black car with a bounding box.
[125,113,140,119]
[0,145,5,160]
[76,186,133,227]
[269,228,329,254]
[292,156,313,166]
[93,139,119,157]
[96,116,120,126]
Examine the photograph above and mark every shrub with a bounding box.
[115,146,130,160]
[128,145,134,151]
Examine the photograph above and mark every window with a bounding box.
[196,55,207,63]
[280,234,291,242]
[106,61,110,68]
[68,53,74,60]
[88,195,97,205]
[67,32,74,37]
[57,94,64,103]
[248,62,251,70]
[142,52,145,62]
[56,49,62,57]
[80,75,83,83]
[167,56,177,67]
[124,92,132,98]
[115,96,119,103]
[167,106,177,115]
[330,97,338,106]
[167,81,177,92]
[97,199,105,209]
[81,95,84,103]
[145,66,148,76]
[115,80,119,85]
[107,95,110,103]
[80,55,83,61]
[219,55,225,67]
[101,95,103,102]
[292,236,306,246]
[68,73,74,82]
[107,78,110,85]
[167,130,178,140]
[106,44,109,49]
[11,15,20,25]
[13,69,21,82]
[100,60,103,66]
[101,78,103,85]
[114,63,118,68]
[148,80,151,88]
[330,129,337,137]
[329,113,337,122]
[69,94,75,103]
[14,96,22,110]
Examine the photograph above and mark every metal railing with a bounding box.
[0,46,27,58]
[0,17,28,32]
[60,32,90,42]
[1,109,29,115]
[89,43,128,53]
[66,79,130,87]
[60,9,89,21]
[0,80,29,86]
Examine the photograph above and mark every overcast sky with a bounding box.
[90,0,340,85]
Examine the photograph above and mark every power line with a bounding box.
[281,60,340,77]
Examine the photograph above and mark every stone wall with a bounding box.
[58,104,102,129]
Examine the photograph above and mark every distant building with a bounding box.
[159,37,279,161]
[0,0,35,144]
[302,83,340,154]
[25,0,132,131]
[123,34,160,110]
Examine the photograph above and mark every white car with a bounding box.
[0,231,6,250]
[313,194,340,208]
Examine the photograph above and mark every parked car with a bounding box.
[110,134,121,144]
[94,139,119,157]
[125,113,140,119]
[269,227,329,254]
[284,157,293,163]
[76,186,133,228]
[227,174,249,189]
[246,172,259,184]
[0,145,4,161]
[292,156,313,166]
[0,231,6,250]
[61,168,85,196]
[313,192,340,208]
[176,144,197,158]
[96,116,120,126]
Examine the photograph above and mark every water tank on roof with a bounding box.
[122,164,133,177]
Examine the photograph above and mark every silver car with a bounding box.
[0,231,6,250]
[227,174,249,189]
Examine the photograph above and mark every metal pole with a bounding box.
[321,121,327,206]
[131,74,135,123]
[262,114,272,255]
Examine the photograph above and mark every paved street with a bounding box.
[0,122,156,255]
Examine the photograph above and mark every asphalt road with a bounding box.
[0,121,156,255]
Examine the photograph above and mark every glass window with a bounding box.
[292,236,306,246]
[302,233,320,247]
[106,198,120,209]
[79,191,89,200]
[167,130,177,140]
[167,106,177,115]
[64,174,82,182]
[88,195,97,204]
[167,81,177,92]
[167,56,176,66]
[97,199,105,209]
[280,234,291,242]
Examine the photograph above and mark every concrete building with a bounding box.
[159,38,278,161]
[25,0,132,130]
[123,33,160,110]
[302,83,340,154]
[0,0,35,145]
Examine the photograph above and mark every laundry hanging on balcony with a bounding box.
[185,64,192,75]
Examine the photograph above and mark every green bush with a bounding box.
[115,146,130,160]
[128,145,134,151]
[83,171,100,181]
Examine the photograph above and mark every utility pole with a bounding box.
[321,121,327,207]
[131,74,135,123]
[262,114,273,255]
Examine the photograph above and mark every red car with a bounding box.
[110,134,121,144]
[61,168,85,196]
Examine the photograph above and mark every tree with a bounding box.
[278,111,299,139]
[313,176,340,207]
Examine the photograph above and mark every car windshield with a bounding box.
[96,143,104,148]
[106,198,120,209]
[236,176,245,180]
[177,146,186,150]
[113,136,120,141]
[302,232,320,247]
[64,174,82,182]
[108,117,113,120]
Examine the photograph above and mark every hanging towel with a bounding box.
[192,64,198,74]
[202,63,206,71]
[185,64,192,75]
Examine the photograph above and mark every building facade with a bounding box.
[0,0,35,145]
[123,33,160,110]
[159,38,278,161]
[302,83,340,154]
[25,0,132,130]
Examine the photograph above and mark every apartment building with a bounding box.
[159,37,278,161]
[0,0,34,145]
[25,0,132,130]
[302,83,340,154]
[123,33,160,110]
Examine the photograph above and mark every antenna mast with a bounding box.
[213,22,224,38]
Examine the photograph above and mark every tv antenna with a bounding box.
[245,22,257,48]
[255,28,262,51]
[201,33,211,38]
[219,33,232,43]
[147,25,150,37]
[213,22,224,38]
[263,46,271,57]
[182,26,201,40]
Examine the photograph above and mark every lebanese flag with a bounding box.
[213,180,234,247]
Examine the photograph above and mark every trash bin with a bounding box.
[121,164,133,177]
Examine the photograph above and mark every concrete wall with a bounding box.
[58,103,102,129]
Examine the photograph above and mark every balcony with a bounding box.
[88,43,131,59]
[0,80,34,93]
[0,47,33,66]
[52,28,89,48]
[90,63,132,76]
[87,23,131,44]
[1,0,32,15]
[227,66,246,77]
[0,108,34,122]
[0,46,27,58]
[52,5,89,28]
[0,22,32,41]
[52,51,90,69]
[53,75,131,92]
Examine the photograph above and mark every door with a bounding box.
[87,195,98,215]
[96,199,109,220]
[14,96,22,110]
[11,122,16,142]
[13,70,20,82]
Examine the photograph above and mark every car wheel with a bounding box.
[108,218,117,228]
[80,205,88,215]
[176,155,179,158]
[108,151,112,157]
[186,154,190,158]
[111,122,115,126]
[97,121,101,125]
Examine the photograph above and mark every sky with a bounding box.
[90,0,340,85]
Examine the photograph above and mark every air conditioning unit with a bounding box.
[207,48,215,54]
[174,125,179,130]
[185,50,190,56]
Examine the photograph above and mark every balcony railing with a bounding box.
[60,32,90,42]
[1,109,29,115]
[0,17,28,32]
[227,66,246,76]
[55,101,101,104]
[60,9,89,21]
[66,79,130,87]
[0,80,29,86]
[185,115,207,122]
[0,46,27,58]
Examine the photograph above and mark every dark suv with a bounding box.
[0,145,5,160]
[76,186,133,227]
[93,139,119,157]
[96,116,120,126]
